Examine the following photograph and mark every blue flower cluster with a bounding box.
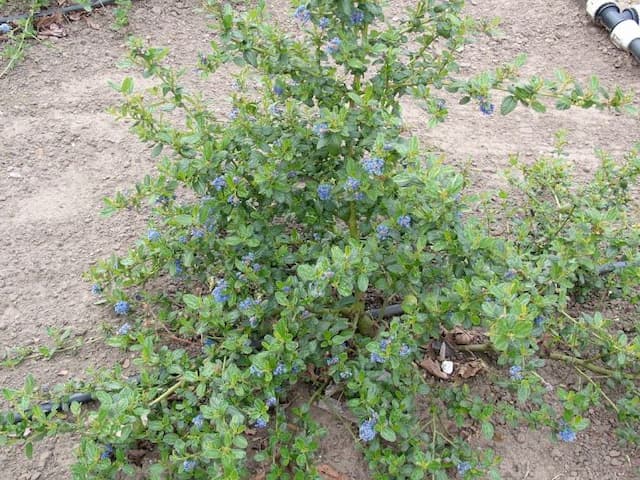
[294,5,311,23]
[350,10,364,25]
[100,444,114,461]
[457,461,471,476]
[370,352,385,364]
[114,300,130,315]
[479,100,495,116]
[346,177,361,191]
[147,229,160,241]
[534,315,545,328]
[228,107,239,120]
[239,298,255,311]
[192,413,204,429]
[183,459,197,472]
[399,344,411,357]
[273,362,287,376]
[0,24,11,34]
[266,396,277,407]
[249,365,263,377]
[318,17,330,29]
[558,426,576,442]
[273,84,284,96]
[91,284,102,295]
[313,122,329,136]
[325,37,341,55]
[339,370,352,379]
[211,176,226,191]
[326,356,339,366]
[255,418,269,429]
[174,259,184,275]
[117,323,131,335]
[211,279,230,303]
[509,365,523,380]
[397,215,411,228]
[359,417,377,442]
[191,228,204,239]
[361,156,384,176]
[317,184,332,200]
[376,224,390,240]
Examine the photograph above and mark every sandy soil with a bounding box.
[1,0,639,479]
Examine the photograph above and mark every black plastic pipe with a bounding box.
[587,0,640,63]
[0,0,122,25]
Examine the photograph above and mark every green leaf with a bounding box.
[173,215,194,226]
[25,442,33,459]
[500,95,517,115]
[121,77,133,95]
[380,426,397,442]
[481,421,494,440]
[297,264,315,282]
[357,274,369,292]
[183,294,200,310]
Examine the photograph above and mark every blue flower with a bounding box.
[370,352,385,364]
[249,365,263,377]
[397,215,411,228]
[174,259,184,275]
[350,10,364,25]
[269,104,284,116]
[326,356,339,366]
[479,100,495,116]
[117,323,131,335]
[379,338,391,350]
[345,177,360,191]
[239,298,255,311]
[399,344,411,357]
[504,269,517,280]
[183,459,197,472]
[339,370,352,379]
[457,461,471,475]
[358,418,377,442]
[204,337,215,347]
[325,37,341,55]
[147,229,160,241]
[509,365,523,381]
[313,122,329,136]
[255,417,269,429]
[192,414,204,429]
[227,195,240,206]
[191,228,204,239]
[534,315,545,328]
[273,85,284,96]
[318,17,330,29]
[211,280,230,303]
[91,284,102,295]
[376,224,390,240]
[294,5,311,23]
[100,444,113,460]
[114,301,130,315]
[274,362,287,376]
[0,24,11,34]
[266,396,277,407]
[558,426,576,442]
[317,184,332,200]
[361,156,384,176]
[229,107,239,120]
[211,176,226,191]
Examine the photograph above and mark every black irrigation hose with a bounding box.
[0,0,123,25]
[587,0,640,63]
[2,261,637,426]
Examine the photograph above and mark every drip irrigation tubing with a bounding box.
[0,0,127,25]
[586,0,640,63]
[1,260,636,425]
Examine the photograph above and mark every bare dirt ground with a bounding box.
[0,0,639,479]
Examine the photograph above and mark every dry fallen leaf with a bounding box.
[451,326,474,345]
[419,356,449,380]
[456,359,486,379]
[317,463,349,480]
